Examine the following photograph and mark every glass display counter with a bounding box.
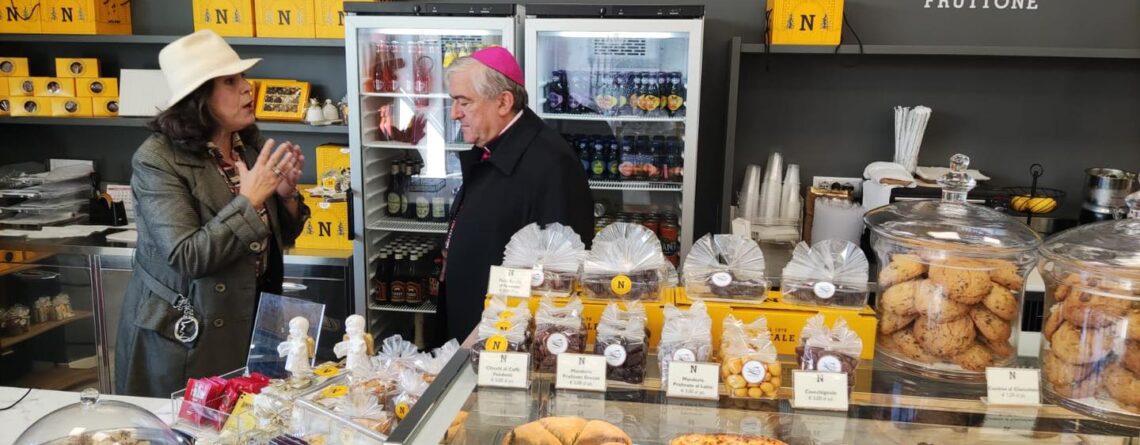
[373,350,1140,445]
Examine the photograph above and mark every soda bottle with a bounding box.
[667,72,686,117]
[406,255,424,305]
[372,41,390,93]
[442,42,458,68]
[634,136,651,180]
[639,72,655,114]
[412,41,433,107]
[626,73,640,116]
[668,136,684,180]
[594,72,616,116]
[613,73,629,115]
[386,161,402,216]
[645,136,663,181]
[567,74,584,114]
[619,135,636,180]
[606,136,620,180]
[574,134,590,174]
[590,137,606,180]
[660,136,675,182]
[392,40,411,91]
[390,254,407,305]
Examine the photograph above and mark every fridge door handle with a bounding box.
[346,187,356,241]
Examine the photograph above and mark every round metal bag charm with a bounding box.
[175,315,199,343]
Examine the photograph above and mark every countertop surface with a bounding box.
[0,386,171,445]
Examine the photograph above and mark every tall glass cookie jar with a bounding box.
[1039,217,1140,425]
[866,154,1042,380]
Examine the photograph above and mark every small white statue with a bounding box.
[322,98,340,122]
[334,315,375,377]
[304,98,324,124]
[277,316,316,383]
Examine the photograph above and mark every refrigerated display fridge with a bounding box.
[524,5,704,265]
[345,3,523,341]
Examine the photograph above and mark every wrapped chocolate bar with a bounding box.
[32,296,51,324]
[659,301,713,386]
[532,296,586,372]
[593,301,649,384]
[721,314,780,399]
[781,240,870,308]
[583,223,667,301]
[796,315,863,392]
[503,223,587,296]
[682,234,769,303]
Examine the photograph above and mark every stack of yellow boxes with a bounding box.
[192,0,371,39]
[5,57,118,118]
[295,143,352,250]
[0,0,132,35]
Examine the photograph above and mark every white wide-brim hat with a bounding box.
[159,29,261,109]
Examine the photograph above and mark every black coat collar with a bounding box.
[458,108,542,176]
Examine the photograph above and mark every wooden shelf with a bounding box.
[740,43,1140,59]
[0,117,349,134]
[0,310,93,349]
[0,34,344,47]
[11,366,99,391]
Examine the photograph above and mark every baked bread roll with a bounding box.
[501,417,632,445]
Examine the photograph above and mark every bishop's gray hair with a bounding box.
[445,56,528,113]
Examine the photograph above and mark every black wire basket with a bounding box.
[1000,186,1066,215]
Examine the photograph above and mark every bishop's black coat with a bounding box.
[442,108,593,340]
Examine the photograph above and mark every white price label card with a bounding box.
[556,353,607,392]
[477,352,530,389]
[665,361,720,400]
[792,371,849,411]
[984,368,1041,406]
[551,391,607,418]
[487,266,533,298]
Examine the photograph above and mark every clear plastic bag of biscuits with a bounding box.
[582,223,667,301]
[719,313,769,361]
[502,223,587,297]
[682,234,770,302]
[532,296,586,373]
[658,300,713,386]
[797,314,862,392]
[721,314,780,399]
[781,239,870,308]
[594,301,649,384]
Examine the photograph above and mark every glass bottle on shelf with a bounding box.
[372,41,390,93]
[390,253,407,305]
[590,137,606,180]
[457,42,471,59]
[442,42,458,69]
[400,160,415,219]
[412,41,433,107]
[614,73,630,115]
[646,136,663,181]
[626,73,641,117]
[391,40,409,92]
[667,72,686,117]
[606,136,620,181]
[405,255,424,305]
[619,135,636,181]
[656,72,669,118]
[544,70,567,114]
[373,252,393,303]
[386,161,402,217]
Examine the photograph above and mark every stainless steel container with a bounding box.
[1083,167,1138,213]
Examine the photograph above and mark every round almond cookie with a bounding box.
[1127,311,1140,341]
[879,311,917,335]
[1051,376,1101,399]
[952,344,993,372]
[915,316,976,358]
[970,306,1013,343]
[880,280,921,317]
[978,258,1024,291]
[983,285,1019,321]
[913,279,970,322]
[1104,364,1140,408]
[1124,341,1140,375]
[879,254,927,288]
[928,260,992,305]
[1060,290,1130,328]
[979,337,1015,358]
[1049,322,1116,365]
[890,328,938,364]
[1041,350,1095,387]
[1043,308,1064,343]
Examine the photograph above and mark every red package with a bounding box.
[218,375,271,414]
[178,377,227,429]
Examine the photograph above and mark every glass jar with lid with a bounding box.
[14,389,184,445]
[1038,218,1140,425]
[866,154,1042,380]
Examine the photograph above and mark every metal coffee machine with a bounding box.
[1080,167,1138,223]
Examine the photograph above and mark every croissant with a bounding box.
[500,416,632,445]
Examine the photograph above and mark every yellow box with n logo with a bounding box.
[193,0,256,37]
[295,184,352,250]
[255,0,315,38]
[766,0,844,45]
[40,0,132,35]
[1,0,43,33]
[314,0,369,39]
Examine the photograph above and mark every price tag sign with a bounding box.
[556,353,607,392]
[551,391,607,418]
[792,371,849,411]
[985,368,1041,406]
[665,361,720,400]
[487,266,533,298]
[477,351,530,389]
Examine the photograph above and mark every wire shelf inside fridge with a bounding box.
[368,217,449,234]
[369,301,437,314]
[537,112,686,123]
[588,180,682,192]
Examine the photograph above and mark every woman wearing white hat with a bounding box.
[115,30,310,396]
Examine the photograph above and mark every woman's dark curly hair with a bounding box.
[147,79,259,152]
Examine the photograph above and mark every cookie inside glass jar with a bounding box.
[682,234,769,303]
